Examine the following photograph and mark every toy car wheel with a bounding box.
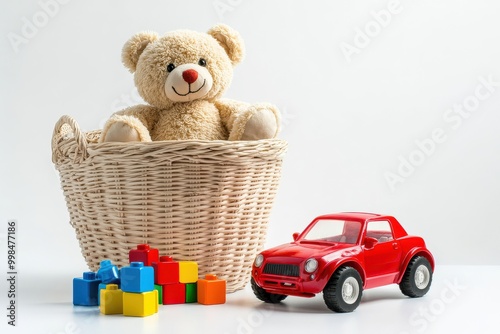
[323,266,363,312]
[399,256,432,298]
[251,278,287,303]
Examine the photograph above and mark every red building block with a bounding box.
[152,256,179,285]
[197,274,226,305]
[129,244,159,267]
[162,283,186,305]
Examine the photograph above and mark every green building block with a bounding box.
[154,284,163,304]
[185,283,197,303]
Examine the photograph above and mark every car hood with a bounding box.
[261,241,356,260]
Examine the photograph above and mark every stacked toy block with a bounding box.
[72,243,226,317]
[153,256,182,304]
[129,243,159,266]
[121,261,158,316]
[150,249,225,306]
[96,260,120,305]
[153,257,201,304]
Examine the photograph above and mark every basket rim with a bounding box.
[52,115,287,165]
[91,137,287,146]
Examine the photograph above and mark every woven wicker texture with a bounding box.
[52,115,287,292]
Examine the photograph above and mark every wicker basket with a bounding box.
[51,115,287,292]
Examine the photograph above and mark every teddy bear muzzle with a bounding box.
[164,63,213,102]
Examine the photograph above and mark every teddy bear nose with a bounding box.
[182,69,199,84]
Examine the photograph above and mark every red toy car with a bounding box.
[251,212,434,312]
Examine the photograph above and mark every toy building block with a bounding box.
[179,261,198,283]
[197,274,226,305]
[162,283,186,305]
[100,284,123,315]
[96,260,120,284]
[121,262,154,293]
[185,283,197,303]
[129,244,159,267]
[123,290,158,317]
[73,272,101,306]
[154,284,163,305]
[152,256,180,285]
[98,282,121,305]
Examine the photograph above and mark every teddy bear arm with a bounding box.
[215,99,249,129]
[215,99,281,141]
[99,105,161,143]
[115,105,161,131]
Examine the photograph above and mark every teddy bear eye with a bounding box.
[198,58,207,67]
[166,63,176,72]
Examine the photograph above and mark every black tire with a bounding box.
[250,278,287,303]
[323,266,363,313]
[399,256,432,298]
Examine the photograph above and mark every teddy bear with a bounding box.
[99,24,280,143]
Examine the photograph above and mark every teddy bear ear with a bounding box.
[122,31,159,72]
[207,24,245,66]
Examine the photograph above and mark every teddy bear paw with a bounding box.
[238,104,280,140]
[99,115,151,143]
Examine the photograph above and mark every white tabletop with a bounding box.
[3,265,496,334]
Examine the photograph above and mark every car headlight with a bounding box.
[254,254,264,268]
[305,258,318,273]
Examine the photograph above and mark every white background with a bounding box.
[1,0,499,333]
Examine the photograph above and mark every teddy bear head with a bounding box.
[122,24,245,109]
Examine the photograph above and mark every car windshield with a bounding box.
[301,219,362,244]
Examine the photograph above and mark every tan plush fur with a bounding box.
[99,24,280,143]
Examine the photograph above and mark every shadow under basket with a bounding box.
[51,115,287,293]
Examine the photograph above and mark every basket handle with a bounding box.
[51,115,89,164]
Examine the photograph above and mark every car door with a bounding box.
[362,220,402,286]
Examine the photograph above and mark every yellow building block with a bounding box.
[100,284,123,315]
[179,261,198,283]
[123,290,158,317]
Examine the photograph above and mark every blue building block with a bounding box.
[97,260,120,284]
[121,262,154,293]
[73,272,101,306]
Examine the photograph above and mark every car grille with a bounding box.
[263,263,300,277]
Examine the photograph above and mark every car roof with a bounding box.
[314,212,393,222]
